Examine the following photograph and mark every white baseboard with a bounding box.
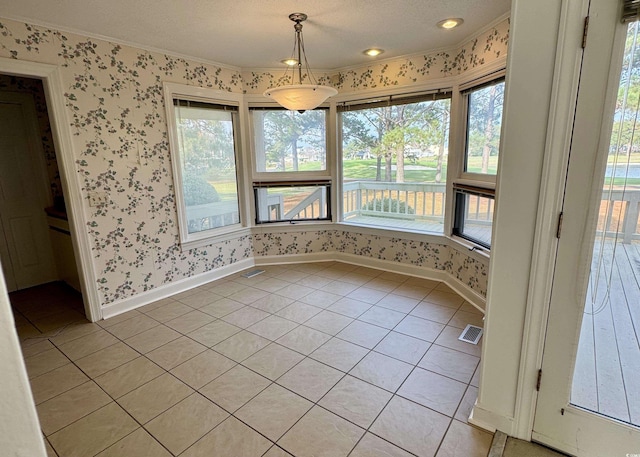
[254,252,336,265]
[101,258,255,319]
[103,251,487,320]
[444,277,487,313]
[334,252,450,282]
[255,252,486,311]
[470,402,516,435]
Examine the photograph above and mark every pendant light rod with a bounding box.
[290,13,306,85]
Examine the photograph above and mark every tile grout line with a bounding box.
[22,264,483,457]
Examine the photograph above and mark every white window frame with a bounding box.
[248,102,334,224]
[449,70,506,249]
[336,89,453,236]
[457,71,506,186]
[249,104,333,182]
[164,82,249,250]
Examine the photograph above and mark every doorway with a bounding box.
[0,71,91,324]
[533,0,640,454]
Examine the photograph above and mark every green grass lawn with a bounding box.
[342,159,444,181]
[341,155,497,181]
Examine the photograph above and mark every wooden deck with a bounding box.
[343,214,445,233]
[572,240,640,426]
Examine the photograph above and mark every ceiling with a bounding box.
[0,0,511,70]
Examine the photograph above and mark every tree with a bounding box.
[611,21,640,156]
[258,110,326,171]
[176,111,235,200]
[435,108,449,183]
[466,82,504,174]
[343,99,450,183]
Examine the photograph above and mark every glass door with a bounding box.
[534,0,640,454]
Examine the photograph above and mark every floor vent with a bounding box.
[241,269,265,279]
[458,324,483,345]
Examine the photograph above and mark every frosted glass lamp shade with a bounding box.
[264,84,338,111]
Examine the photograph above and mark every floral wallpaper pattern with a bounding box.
[253,231,333,256]
[0,74,63,200]
[0,18,247,304]
[0,15,499,306]
[253,230,488,297]
[243,17,509,94]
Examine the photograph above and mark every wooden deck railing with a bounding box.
[285,187,327,220]
[343,181,448,221]
[186,200,240,232]
[600,189,640,243]
[185,185,640,242]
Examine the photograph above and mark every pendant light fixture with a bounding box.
[264,13,338,113]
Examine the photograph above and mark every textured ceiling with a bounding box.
[0,0,511,70]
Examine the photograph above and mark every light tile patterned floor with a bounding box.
[14,263,491,457]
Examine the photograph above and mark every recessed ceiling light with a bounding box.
[281,58,298,66]
[437,18,464,29]
[363,48,384,57]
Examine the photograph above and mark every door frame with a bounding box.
[505,0,631,445]
[0,57,101,322]
[510,0,592,440]
[470,0,590,439]
[532,0,640,452]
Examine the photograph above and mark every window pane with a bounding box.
[254,185,330,223]
[453,190,494,248]
[341,98,450,233]
[252,109,327,172]
[175,103,240,234]
[465,81,505,175]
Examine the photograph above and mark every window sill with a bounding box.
[251,221,335,234]
[336,221,446,244]
[448,235,491,261]
[180,226,251,252]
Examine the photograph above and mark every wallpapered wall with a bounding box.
[0,16,505,306]
[242,17,509,94]
[253,230,488,298]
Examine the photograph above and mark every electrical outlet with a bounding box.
[88,191,108,207]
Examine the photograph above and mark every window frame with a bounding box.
[336,90,453,235]
[458,73,506,185]
[164,82,249,250]
[253,181,332,224]
[452,184,495,249]
[249,105,333,181]
[248,103,334,225]
[449,71,506,250]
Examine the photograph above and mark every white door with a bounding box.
[0,91,57,292]
[534,0,640,455]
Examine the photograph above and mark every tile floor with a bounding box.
[14,262,491,457]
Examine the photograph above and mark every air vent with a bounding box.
[458,324,483,345]
[241,269,265,278]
